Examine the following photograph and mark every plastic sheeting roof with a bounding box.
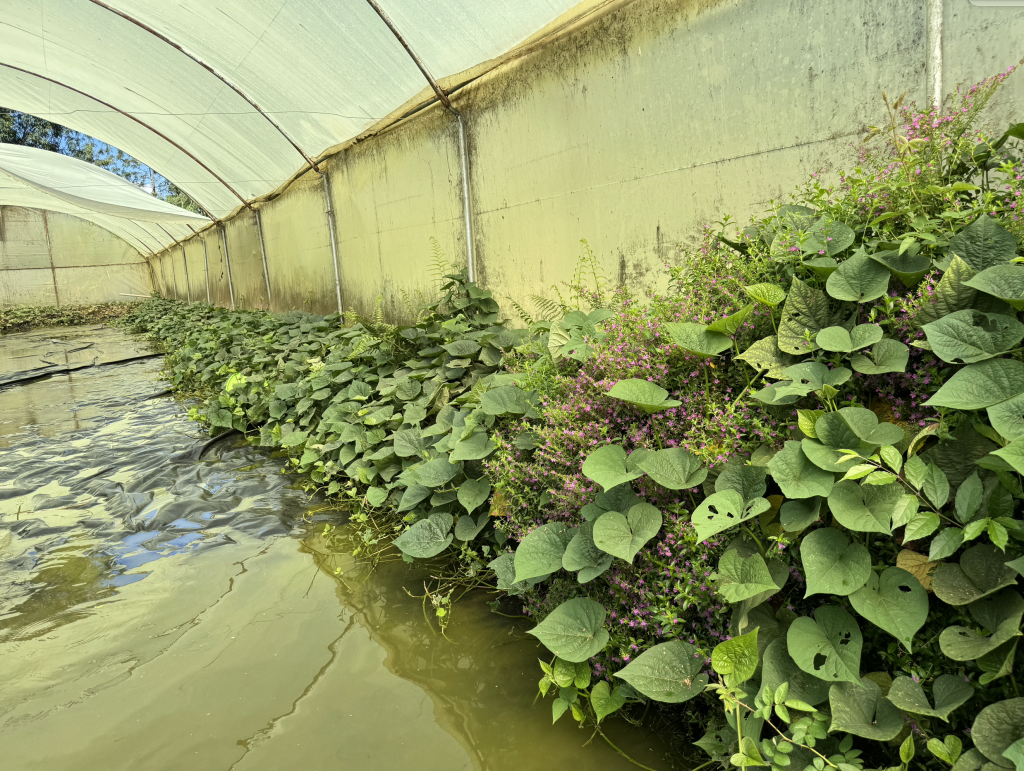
[0,0,582,240]
[0,143,208,254]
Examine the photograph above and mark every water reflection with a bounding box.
[0,326,677,770]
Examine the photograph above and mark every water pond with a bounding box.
[0,325,676,771]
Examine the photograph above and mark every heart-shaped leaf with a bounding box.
[449,430,497,461]
[514,522,573,583]
[453,512,488,541]
[528,598,609,662]
[848,567,929,650]
[949,214,1019,272]
[800,527,871,597]
[923,310,1024,364]
[393,511,454,558]
[787,605,862,683]
[593,503,663,563]
[829,677,904,740]
[736,335,796,378]
[413,457,463,487]
[692,490,770,541]
[744,283,787,307]
[993,436,1024,475]
[965,265,1024,311]
[607,378,682,413]
[561,521,614,583]
[887,674,973,722]
[939,589,1024,660]
[715,461,769,500]
[925,358,1024,410]
[826,251,891,302]
[767,440,835,498]
[582,444,644,492]
[871,248,932,288]
[932,544,1019,605]
[717,549,783,603]
[972,697,1024,768]
[816,323,884,353]
[828,479,902,534]
[780,496,822,531]
[850,338,910,375]
[458,477,491,514]
[708,303,755,335]
[759,638,831,707]
[665,322,733,357]
[636,447,707,490]
[489,552,528,595]
[614,640,709,703]
[591,680,628,723]
[778,278,832,354]
[711,628,759,685]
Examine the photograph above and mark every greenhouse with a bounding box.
[2,1,1024,769]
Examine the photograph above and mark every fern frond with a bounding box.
[530,294,564,322]
[506,296,534,326]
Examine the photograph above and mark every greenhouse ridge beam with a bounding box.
[85,0,320,173]
[0,63,249,212]
[363,0,476,283]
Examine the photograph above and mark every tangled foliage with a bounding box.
[1,301,140,335]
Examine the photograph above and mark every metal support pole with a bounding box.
[181,244,192,303]
[220,225,235,310]
[41,211,61,306]
[255,209,273,308]
[201,234,211,303]
[321,170,344,315]
[455,112,475,283]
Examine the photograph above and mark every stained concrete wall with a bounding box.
[149,0,1024,318]
[0,206,149,306]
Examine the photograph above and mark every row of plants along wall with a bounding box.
[122,69,1024,771]
[0,301,141,335]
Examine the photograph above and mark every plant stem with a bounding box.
[595,728,661,771]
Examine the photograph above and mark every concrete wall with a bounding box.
[149,0,1024,318]
[0,206,150,306]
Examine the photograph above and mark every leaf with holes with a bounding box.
[514,522,573,583]
[800,527,871,598]
[788,605,862,684]
[778,278,832,354]
[887,675,973,722]
[528,598,609,663]
[593,503,663,563]
[614,640,709,703]
[829,677,904,741]
[848,568,929,650]
[939,589,1024,661]
[760,638,831,707]
[850,338,910,375]
[607,378,681,414]
[582,444,644,492]
[767,440,835,499]
[923,310,1024,364]
[692,490,770,541]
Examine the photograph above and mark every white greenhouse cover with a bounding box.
[0,0,583,235]
[0,143,209,254]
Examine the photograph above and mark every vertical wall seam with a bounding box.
[928,0,943,106]
[41,210,60,306]
[321,170,345,315]
[202,235,211,303]
[220,224,236,310]
[255,209,273,309]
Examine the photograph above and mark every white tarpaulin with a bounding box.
[0,0,582,225]
[0,144,209,253]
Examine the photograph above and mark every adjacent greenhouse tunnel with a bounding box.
[0,0,1021,315]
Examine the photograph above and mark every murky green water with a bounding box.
[0,326,675,771]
